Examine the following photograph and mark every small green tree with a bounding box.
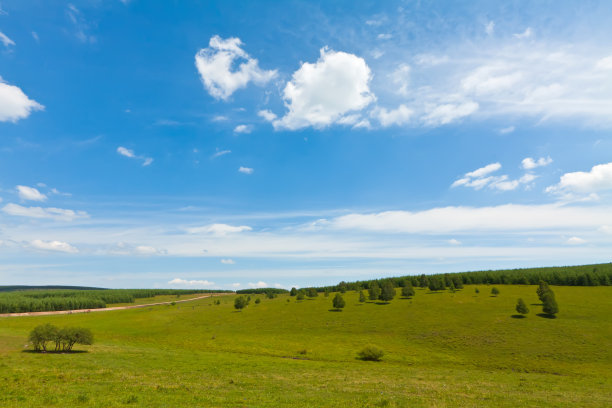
[324,288,330,297]
[475,288,479,294]
[296,291,305,301]
[368,282,381,301]
[28,324,58,352]
[448,281,456,293]
[542,291,559,316]
[357,345,384,361]
[290,287,297,296]
[338,281,348,293]
[491,287,500,296]
[379,281,395,302]
[332,293,345,310]
[359,290,366,303]
[401,281,415,298]
[307,288,318,298]
[234,296,247,310]
[515,298,529,315]
[536,280,550,302]
[254,298,261,304]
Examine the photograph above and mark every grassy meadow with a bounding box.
[0,286,610,407]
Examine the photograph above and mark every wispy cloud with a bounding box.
[238,166,254,175]
[117,146,153,166]
[211,149,231,159]
[0,31,15,47]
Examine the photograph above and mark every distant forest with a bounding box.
[0,289,228,314]
[309,263,612,293]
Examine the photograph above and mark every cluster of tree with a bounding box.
[234,295,253,310]
[236,288,288,295]
[28,324,93,352]
[0,289,224,314]
[536,281,559,316]
[0,285,105,293]
[308,263,612,293]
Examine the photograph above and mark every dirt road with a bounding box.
[0,293,228,318]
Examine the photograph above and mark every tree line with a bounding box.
[0,289,227,314]
[303,263,612,294]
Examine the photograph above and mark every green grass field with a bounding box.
[1,286,610,407]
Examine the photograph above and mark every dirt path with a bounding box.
[0,293,229,318]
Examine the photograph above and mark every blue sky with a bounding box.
[1,0,612,289]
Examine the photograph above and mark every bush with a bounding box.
[359,290,366,302]
[379,282,395,302]
[357,345,384,361]
[401,283,415,298]
[368,283,381,301]
[234,296,247,310]
[332,293,345,310]
[254,298,261,304]
[491,287,500,296]
[542,291,559,315]
[515,298,529,315]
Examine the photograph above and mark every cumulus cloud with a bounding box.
[0,31,15,47]
[168,278,215,287]
[272,48,375,130]
[373,104,413,127]
[238,166,254,175]
[17,185,47,202]
[566,236,586,245]
[234,124,252,134]
[547,162,612,199]
[2,203,89,221]
[258,109,277,122]
[195,35,277,100]
[0,77,44,122]
[186,223,252,235]
[30,239,78,254]
[521,156,552,170]
[117,146,153,166]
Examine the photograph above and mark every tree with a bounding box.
[332,293,345,310]
[234,296,247,310]
[296,291,305,301]
[324,288,330,297]
[475,288,480,294]
[542,291,559,316]
[28,324,93,352]
[290,287,297,296]
[307,288,318,298]
[419,274,429,288]
[379,281,395,302]
[401,282,415,298]
[448,281,456,293]
[491,287,500,296]
[254,298,261,304]
[338,281,348,293]
[536,280,550,302]
[58,327,93,351]
[515,298,529,315]
[368,282,381,301]
[359,290,366,303]
[29,324,58,352]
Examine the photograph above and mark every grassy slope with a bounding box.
[0,286,610,407]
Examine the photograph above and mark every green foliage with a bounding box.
[357,345,384,361]
[332,293,345,310]
[234,296,247,310]
[475,288,480,294]
[428,277,445,292]
[254,298,261,304]
[401,281,415,298]
[359,290,366,303]
[290,287,297,296]
[28,324,93,352]
[379,282,395,302]
[324,288,330,297]
[265,291,276,299]
[491,287,500,296]
[296,291,305,301]
[537,280,551,302]
[542,291,559,316]
[516,298,529,315]
[449,281,456,293]
[338,281,348,293]
[368,282,381,301]
[306,288,318,298]
[236,288,288,295]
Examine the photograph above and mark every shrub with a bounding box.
[379,282,395,302]
[296,291,305,301]
[491,287,500,296]
[542,291,559,315]
[357,345,384,361]
[475,288,479,294]
[368,283,381,301]
[515,298,529,315]
[290,287,297,296]
[401,283,415,298]
[332,293,345,310]
[359,290,366,303]
[234,296,247,310]
[254,298,261,304]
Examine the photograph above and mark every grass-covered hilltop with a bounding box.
[1,263,611,407]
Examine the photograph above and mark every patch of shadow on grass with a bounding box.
[22,350,88,354]
[510,314,527,319]
[374,302,391,305]
[530,303,543,306]
[328,309,343,312]
[537,313,557,319]
[399,297,413,300]
[425,291,442,294]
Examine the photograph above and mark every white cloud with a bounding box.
[466,162,501,178]
[453,162,539,192]
[521,156,552,170]
[248,281,268,288]
[168,278,215,287]
[195,35,277,100]
[448,239,462,245]
[66,4,96,44]
[0,31,15,47]
[566,236,586,245]
[329,204,612,234]
[220,258,235,264]
[377,33,393,40]
[513,28,533,39]
[499,126,515,134]
[234,124,252,134]
[30,239,78,254]
[485,21,495,36]
[0,77,44,122]
[17,185,47,202]
[231,282,241,288]
[414,54,450,66]
[595,56,612,70]
[373,104,413,127]
[135,245,162,255]
[238,166,254,175]
[257,109,277,122]
[423,100,478,126]
[547,162,612,197]
[186,223,252,235]
[272,48,375,130]
[211,149,231,159]
[117,146,153,166]
[2,203,89,221]
[390,64,411,96]
[31,32,39,42]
